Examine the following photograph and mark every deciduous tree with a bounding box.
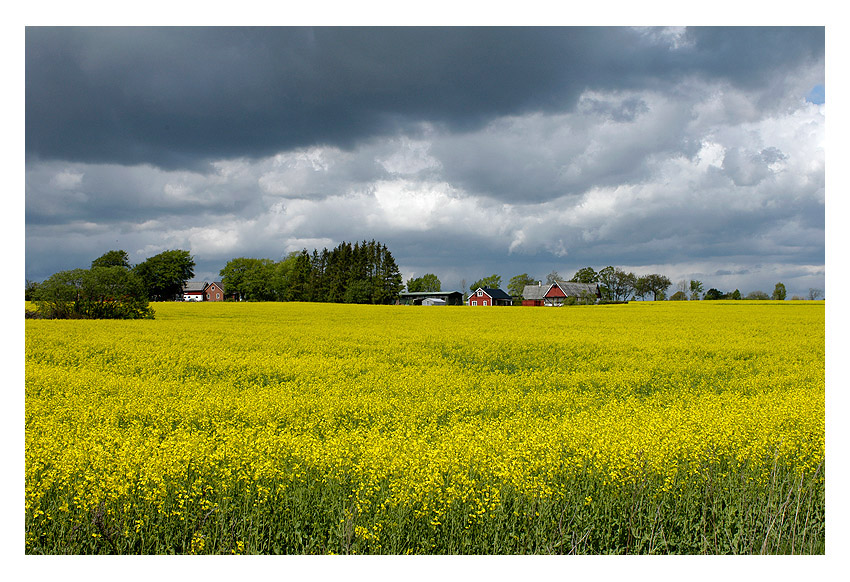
[705,288,727,300]
[407,273,442,293]
[507,273,536,300]
[570,267,598,284]
[91,249,131,270]
[470,274,502,292]
[690,280,704,301]
[643,274,672,301]
[133,249,194,301]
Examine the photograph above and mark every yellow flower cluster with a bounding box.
[25,300,824,551]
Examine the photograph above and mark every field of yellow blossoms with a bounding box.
[25,300,825,554]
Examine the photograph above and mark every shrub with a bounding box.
[32,266,154,320]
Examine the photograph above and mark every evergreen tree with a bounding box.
[284,250,312,301]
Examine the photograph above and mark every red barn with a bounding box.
[521,281,600,306]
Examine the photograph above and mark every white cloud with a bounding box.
[49,169,84,190]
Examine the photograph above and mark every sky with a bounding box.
[24,25,826,298]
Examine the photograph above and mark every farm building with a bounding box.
[468,287,513,306]
[182,281,229,302]
[397,291,464,306]
[204,282,226,301]
[182,281,207,301]
[521,281,600,306]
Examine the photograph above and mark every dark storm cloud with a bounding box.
[26,27,823,170]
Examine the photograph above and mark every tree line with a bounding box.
[668,280,822,301]
[220,240,403,304]
[26,247,824,319]
[491,267,673,303]
[472,267,818,303]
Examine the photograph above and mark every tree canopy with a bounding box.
[470,274,502,292]
[638,273,672,301]
[507,273,536,299]
[407,273,441,293]
[91,249,131,270]
[220,240,404,305]
[133,249,195,301]
[690,280,704,301]
[220,257,280,301]
[570,267,598,284]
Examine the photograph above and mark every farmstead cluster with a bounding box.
[25,300,825,554]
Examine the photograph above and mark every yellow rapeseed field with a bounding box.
[25,300,825,554]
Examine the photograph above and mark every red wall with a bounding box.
[468,290,492,306]
[205,283,225,301]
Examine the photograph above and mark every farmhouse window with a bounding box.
[471,300,477,306]
[483,300,488,306]
[477,290,482,296]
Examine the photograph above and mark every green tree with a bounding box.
[597,266,616,301]
[284,250,313,302]
[570,267,598,284]
[634,276,651,300]
[772,282,787,301]
[343,279,372,304]
[599,268,636,301]
[689,280,704,301]
[270,252,302,300]
[32,269,87,318]
[507,273,536,300]
[470,274,502,292]
[643,273,672,301]
[407,273,442,293]
[25,279,40,301]
[669,290,688,301]
[704,288,726,300]
[730,289,742,300]
[615,270,638,301]
[745,290,769,300]
[374,243,403,304]
[91,250,131,270]
[133,249,195,301]
[220,257,277,301]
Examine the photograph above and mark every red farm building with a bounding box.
[521,281,600,306]
[468,287,513,306]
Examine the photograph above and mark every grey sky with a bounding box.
[25,26,825,297]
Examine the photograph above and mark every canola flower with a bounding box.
[25,300,825,554]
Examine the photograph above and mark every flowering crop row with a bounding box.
[25,301,824,554]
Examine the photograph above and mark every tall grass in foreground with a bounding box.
[27,455,823,554]
[25,301,825,554]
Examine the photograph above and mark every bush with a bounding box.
[32,267,154,320]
